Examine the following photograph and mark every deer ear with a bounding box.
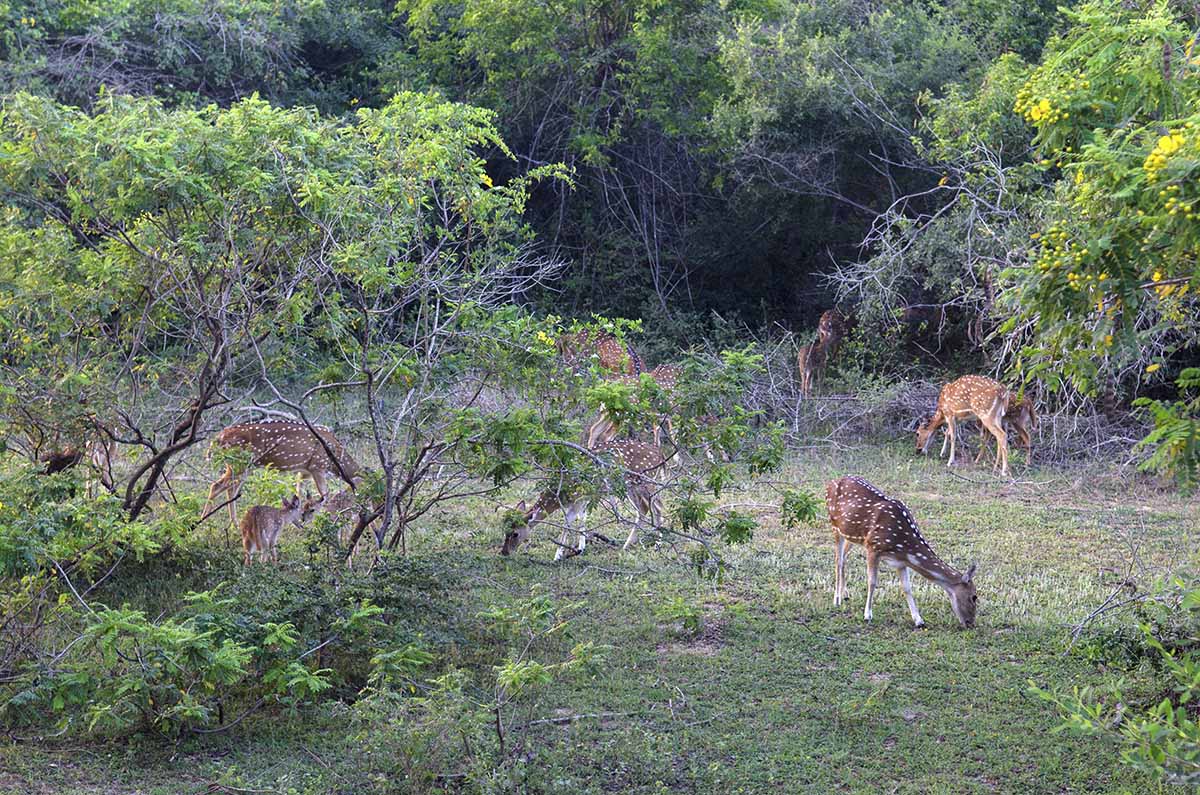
[963,563,977,583]
[515,500,526,512]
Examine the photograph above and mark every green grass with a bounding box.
[3,443,1196,794]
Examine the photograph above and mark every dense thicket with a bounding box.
[0,0,1061,331]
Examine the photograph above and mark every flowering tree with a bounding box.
[1002,1,1200,393]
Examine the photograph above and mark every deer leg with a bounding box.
[982,413,1009,476]
[554,521,572,561]
[309,469,329,500]
[204,466,234,519]
[900,567,925,628]
[864,550,879,622]
[945,418,958,467]
[833,535,848,605]
[555,500,585,561]
[623,494,644,551]
[570,502,589,555]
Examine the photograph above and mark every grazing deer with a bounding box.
[556,330,643,376]
[240,494,314,565]
[974,395,1037,466]
[915,375,1012,476]
[204,420,361,528]
[40,446,82,475]
[38,436,118,496]
[826,476,977,628]
[500,440,668,560]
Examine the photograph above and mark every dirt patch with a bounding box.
[657,617,728,657]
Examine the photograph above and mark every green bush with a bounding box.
[1033,577,1200,786]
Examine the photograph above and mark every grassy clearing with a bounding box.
[3,443,1196,794]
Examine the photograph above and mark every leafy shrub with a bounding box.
[350,587,602,792]
[1134,368,1200,494]
[780,488,822,529]
[655,595,703,639]
[1033,577,1200,786]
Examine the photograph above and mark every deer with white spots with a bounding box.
[915,375,1013,476]
[825,476,977,628]
[796,309,849,398]
[973,395,1037,466]
[239,494,314,565]
[585,364,683,449]
[500,440,668,560]
[203,420,361,528]
[556,330,643,376]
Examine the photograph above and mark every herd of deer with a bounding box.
[44,314,1038,628]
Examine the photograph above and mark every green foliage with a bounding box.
[0,0,391,112]
[4,594,343,736]
[671,495,713,532]
[779,488,821,529]
[654,595,703,639]
[351,586,602,789]
[1033,578,1200,787]
[0,463,165,578]
[1003,1,1200,392]
[1134,368,1200,494]
[716,510,756,546]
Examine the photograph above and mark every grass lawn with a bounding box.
[2,442,1195,794]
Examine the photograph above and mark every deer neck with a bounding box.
[907,551,961,588]
[529,489,565,521]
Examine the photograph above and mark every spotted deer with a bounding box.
[796,338,830,398]
[797,309,849,398]
[240,494,314,565]
[973,395,1037,466]
[817,309,849,358]
[826,476,977,628]
[585,364,682,449]
[500,440,668,560]
[556,330,643,376]
[915,375,1012,476]
[204,420,361,528]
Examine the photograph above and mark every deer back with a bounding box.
[938,375,1010,418]
[215,421,359,479]
[557,331,639,375]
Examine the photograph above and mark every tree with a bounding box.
[1000,0,1200,396]
[0,90,568,525]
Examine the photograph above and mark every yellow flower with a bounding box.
[1145,363,1161,374]
[481,173,493,188]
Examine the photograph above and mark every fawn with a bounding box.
[240,494,313,565]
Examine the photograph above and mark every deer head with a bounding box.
[915,411,941,454]
[500,495,561,555]
[944,563,978,628]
